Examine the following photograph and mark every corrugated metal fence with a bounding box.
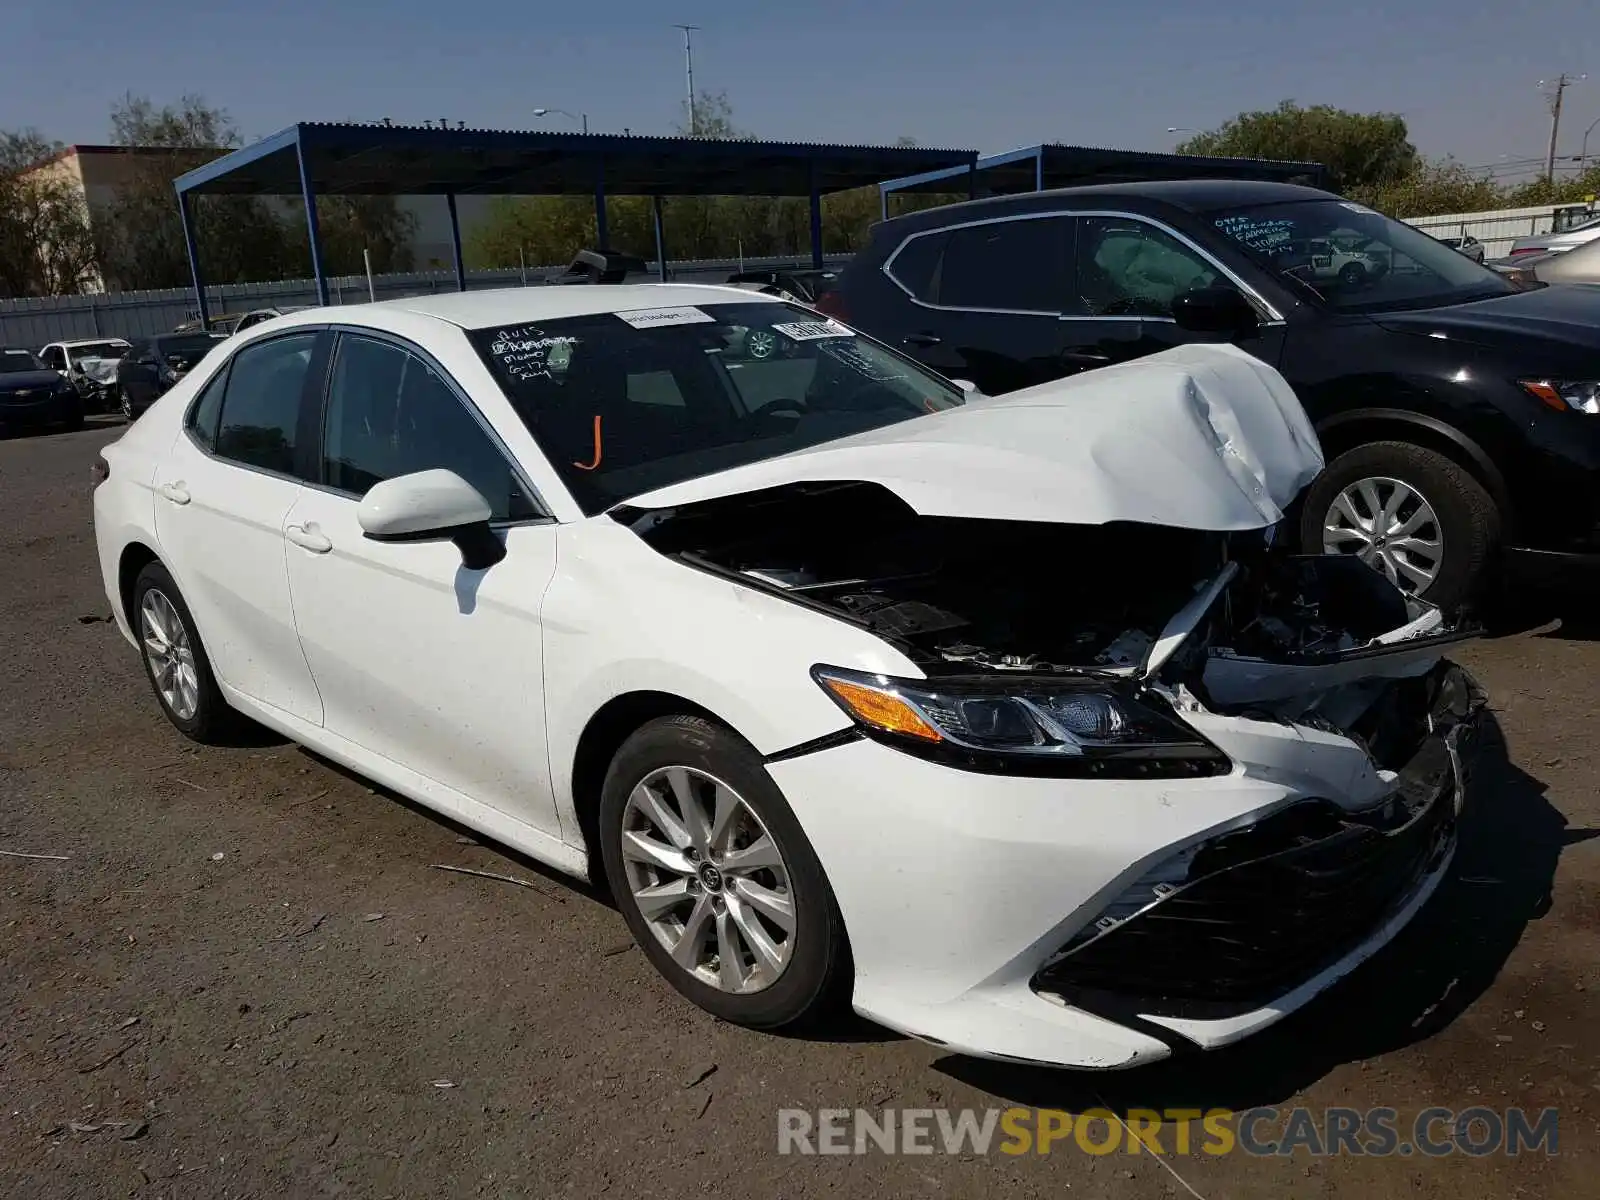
[1403,205,1567,260]
[0,255,850,347]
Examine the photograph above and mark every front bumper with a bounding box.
[768,663,1483,1069]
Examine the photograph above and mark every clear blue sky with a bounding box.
[7,1,1599,180]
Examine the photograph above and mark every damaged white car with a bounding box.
[91,285,1483,1069]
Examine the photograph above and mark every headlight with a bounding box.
[811,666,1230,778]
[1520,379,1600,415]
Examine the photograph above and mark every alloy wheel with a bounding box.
[620,766,795,994]
[139,589,200,720]
[1322,475,1444,592]
[120,388,132,420]
[746,330,778,360]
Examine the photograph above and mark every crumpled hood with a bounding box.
[75,356,120,384]
[620,343,1325,531]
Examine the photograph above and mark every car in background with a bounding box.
[230,306,315,333]
[91,284,1482,1069]
[726,269,842,307]
[38,338,132,410]
[1509,212,1600,258]
[0,347,83,432]
[1434,234,1485,263]
[1497,236,1600,288]
[174,311,250,336]
[820,179,1600,609]
[114,333,228,421]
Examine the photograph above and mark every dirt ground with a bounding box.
[2,422,1596,1200]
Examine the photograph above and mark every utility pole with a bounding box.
[674,24,700,136]
[1541,73,1587,183]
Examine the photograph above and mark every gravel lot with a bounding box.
[3,423,1596,1199]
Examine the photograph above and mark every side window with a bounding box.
[885,231,948,301]
[214,333,317,476]
[186,365,229,451]
[1076,217,1219,318]
[322,335,539,521]
[936,217,1071,312]
[41,346,65,370]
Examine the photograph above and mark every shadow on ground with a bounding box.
[935,713,1582,1113]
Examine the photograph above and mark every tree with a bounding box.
[676,90,750,140]
[1176,101,1417,196]
[0,130,100,296]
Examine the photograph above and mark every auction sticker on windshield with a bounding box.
[771,320,852,341]
[614,307,716,329]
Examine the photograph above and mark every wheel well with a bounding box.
[117,542,160,627]
[1314,415,1512,525]
[570,691,721,886]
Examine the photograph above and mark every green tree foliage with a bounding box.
[1176,101,1417,195]
[0,131,99,296]
[95,94,416,290]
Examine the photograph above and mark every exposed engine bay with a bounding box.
[621,480,1474,710]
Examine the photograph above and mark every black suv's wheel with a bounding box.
[599,715,850,1029]
[1300,440,1499,609]
[130,562,241,743]
[1338,261,1367,287]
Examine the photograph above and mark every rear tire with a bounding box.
[130,562,242,744]
[1300,440,1499,610]
[599,715,850,1029]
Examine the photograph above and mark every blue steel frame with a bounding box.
[174,123,977,316]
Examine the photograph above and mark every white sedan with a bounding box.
[92,284,1482,1068]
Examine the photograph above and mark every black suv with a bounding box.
[822,180,1600,608]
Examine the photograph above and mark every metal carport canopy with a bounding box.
[878,143,1328,216]
[172,121,978,321]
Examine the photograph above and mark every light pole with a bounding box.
[675,24,700,135]
[534,107,588,134]
[1582,114,1600,167]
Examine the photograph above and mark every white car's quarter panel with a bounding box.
[281,487,563,839]
[539,518,919,841]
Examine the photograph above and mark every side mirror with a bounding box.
[950,378,978,394]
[1171,286,1260,339]
[357,469,506,570]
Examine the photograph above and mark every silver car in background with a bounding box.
[1509,212,1600,258]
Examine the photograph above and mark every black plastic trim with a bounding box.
[763,727,864,764]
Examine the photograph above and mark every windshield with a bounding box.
[0,349,45,374]
[71,341,128,360]
[469,301,965,515]
[1212,199,1515,313]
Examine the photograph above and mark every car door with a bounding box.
[152,331,327,725]
[119,339,161,403]
[884,214,1075,394]
[281,330,563,839]
[1061,213,1287,373]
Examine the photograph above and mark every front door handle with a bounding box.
[903,333,941,347]
[157,482,190,505]
[285,523,332,554]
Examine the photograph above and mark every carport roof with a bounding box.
[880,143,1327,196]
[173,122,980,198]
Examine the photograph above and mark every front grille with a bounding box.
[1034,667,1482,1022]
[1035,791,1454,1020]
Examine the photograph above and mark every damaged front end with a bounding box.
[621,479,1487,1019]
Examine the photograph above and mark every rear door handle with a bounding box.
[157,482,190,505]
[285,523,332,554]
[903,333,941,347]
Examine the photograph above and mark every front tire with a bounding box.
[1300,440,1499,609]
[599,715,849,1029]
[130,562,240,743]
[119,387,133,422]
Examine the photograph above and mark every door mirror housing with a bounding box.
[357,469,506,570]
[1171,286,1260,339]
[950,378,979,394]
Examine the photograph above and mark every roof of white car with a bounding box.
[50,337,131,348]
[338,283,783,331]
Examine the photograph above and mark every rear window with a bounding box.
[468,301,964,515]
[0,349,43,374]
